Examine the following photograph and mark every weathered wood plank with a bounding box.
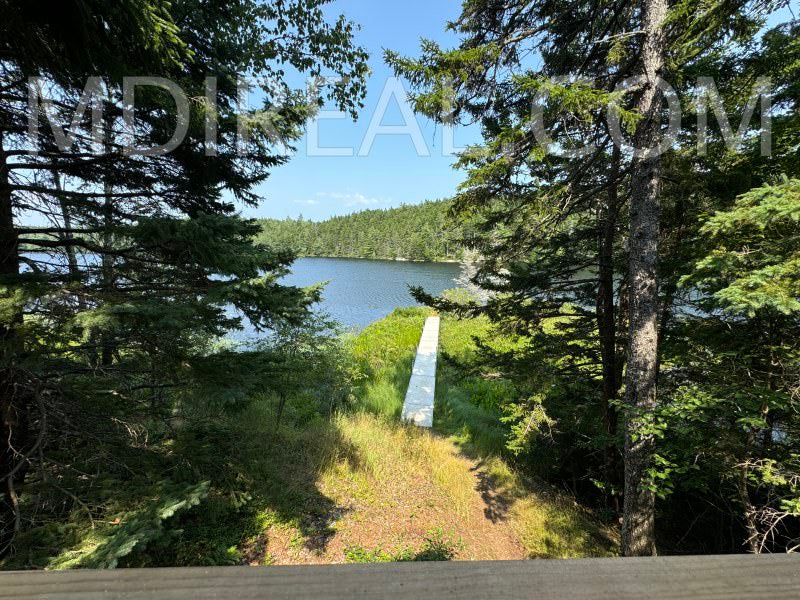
[2,555,798,600]
[401,315,440,427]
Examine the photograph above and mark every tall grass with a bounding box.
[348,307,616,558]
[348,307,431,417]
[434,314,510,455]
[434,313,618,557]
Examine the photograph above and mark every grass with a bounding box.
[2,306,616,570]
[347,307,431,418]
[433,311,618,558]
[340,307,617,559]
[344,528,463,563]
[196,307,616,562]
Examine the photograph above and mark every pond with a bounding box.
[22,252,462,335]
[277,257,462,330]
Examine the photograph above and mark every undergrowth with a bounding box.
[2,307,615,569]
[433,312,617,558]
[344,528,463,563]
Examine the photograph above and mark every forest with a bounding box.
[257,200,463,261]
[388,0,800,555]
[1,0,799,572]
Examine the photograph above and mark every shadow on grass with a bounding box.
[344,528,462,563]
[473,466,515,523]
[432,357,619,558]
[159,398,366,565]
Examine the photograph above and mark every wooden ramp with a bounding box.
[401,315,440,427]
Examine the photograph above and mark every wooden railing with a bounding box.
[2,554,798,599]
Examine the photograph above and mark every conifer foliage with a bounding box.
[0,0,367,557]
[389,0,799,554]
[257,200,464,261]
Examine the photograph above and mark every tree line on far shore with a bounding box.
[256,200,464,261]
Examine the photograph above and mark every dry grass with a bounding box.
[250,307,618,564]
[247,410,525,564]
[241,406,615,565]
[3,308,615,571]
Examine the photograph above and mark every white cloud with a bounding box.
[314,192,384,207]
[293,199,320,206]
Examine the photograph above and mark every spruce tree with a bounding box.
[388,0,781,554]
[0,0,367,555]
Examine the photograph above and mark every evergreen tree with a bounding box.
[0,0,367,555]
[257,200,464,261]
[663,179,800,553]
[387,0,785,554]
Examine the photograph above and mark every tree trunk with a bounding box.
[622,0,667,557]
[100,105,115,367]
[52,173,80,279]
[0,130,25,557]
[656,191,686,378]
[737,448,761,554]
[53,172,99,366]
[738,480,760,553]
[597,146,621,505]
[100,182,115,367]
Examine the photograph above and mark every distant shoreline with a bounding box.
[291,254,462,264]
[256,200,464,263]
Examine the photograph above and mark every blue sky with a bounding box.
[245,0,481,221]
[248,0,799,222]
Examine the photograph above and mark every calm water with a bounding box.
[24,252,462,335]
[280,257,461,330]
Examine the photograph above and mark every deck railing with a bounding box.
[2,554,799,599]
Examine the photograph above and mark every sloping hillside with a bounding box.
[242,411,526,564]
[240,309,617,565]
[2,309,615,569]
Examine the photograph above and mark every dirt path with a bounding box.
[244,415,527,565]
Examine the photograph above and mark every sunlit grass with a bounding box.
[347,307,432,418]
[434,313,618,557]
[477,455,616,558]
